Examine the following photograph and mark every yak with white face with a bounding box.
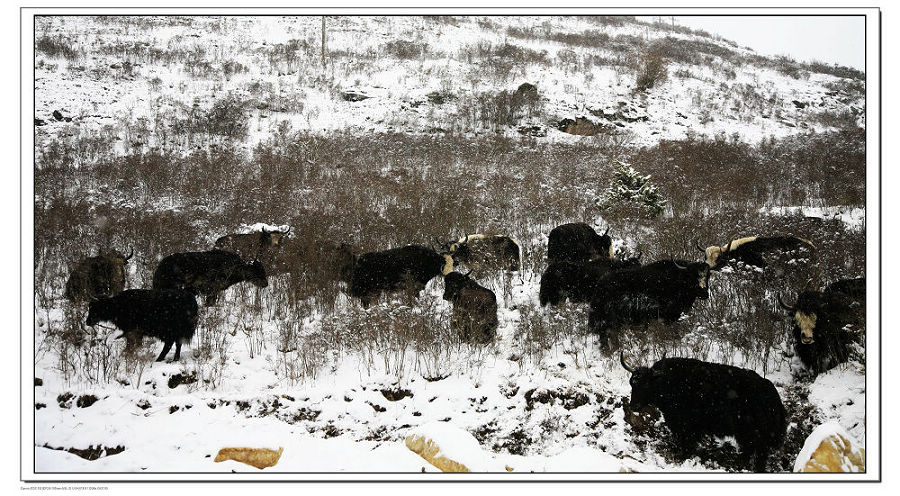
[779,277,865,375]
[349,245,453,308]
[445,234,520,272]
[698,236,815,270]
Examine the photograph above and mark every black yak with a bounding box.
[442,271,498,344]
[547,222,612,263]
[86,289,199,362]
[445,234,520,272]
[699,236,815,270]
[621,354,787,472]
[349,245,453,308]
[539,253,642,306]
[152,250,268,306]
[779,277,865,375]
[588,260,710,348]
[64,248,133,302]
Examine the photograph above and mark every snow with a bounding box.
[33,15,864,158]
[760,206,866,230]
[808,366,866,448]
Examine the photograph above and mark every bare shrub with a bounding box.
[635,50,668,92]
[383,40,427,59]
[35,33,82,59]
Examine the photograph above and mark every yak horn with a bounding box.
[619,352,635,373]
[464,269,473,277]
[777,294,795,311]
[603,226,610,236]
[124,247,134,262]
[695,239,705,253]
[672,260,688,270]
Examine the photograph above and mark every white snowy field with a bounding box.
[28,14,870,479]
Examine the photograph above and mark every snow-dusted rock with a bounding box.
[794,421,865,473]
[214,447,284,470]
[405,421,507,472]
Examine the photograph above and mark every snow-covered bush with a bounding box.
[597,160,667,218]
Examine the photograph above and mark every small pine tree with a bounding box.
[597,161,667,217]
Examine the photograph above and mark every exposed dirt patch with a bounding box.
[381,387,413,401]
[57,392,74,409]
[524,387,592,411]
[43,444,125,461]
[167,372,198,389]
[76,395,99,408]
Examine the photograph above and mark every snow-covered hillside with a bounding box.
[34,15,864,154]
[30,14,869,478]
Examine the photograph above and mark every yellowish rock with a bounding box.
[405,434,470,473]
[801,433,865,473]
[214,447,284,470]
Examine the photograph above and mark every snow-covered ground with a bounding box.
[28,14,869,478]
[34,15,864,156]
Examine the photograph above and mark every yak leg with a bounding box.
[751,451,769,473]
[156,340,174,362]
[204,293,218,306]
[173,341,183,361]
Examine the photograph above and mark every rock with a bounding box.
[792,100,807,109]
[557,116,608,136]
[405,433,470,473]
[53,110,64,121]
[214,447,284,470]
[342,91,369,102]
[514,82,538,101]
[517,125,546,137]
[794,421,865,472]
[35,377,43,387]
[34,118,46,126]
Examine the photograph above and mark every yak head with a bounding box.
[674,260,711,299]
[443,234,485,265]
[98,247,133,283]
[620,353,661,410]
[779,292,821,345]
[86,297,116,327]
[243,260,269,288]
[442,270,474,301]
[433,238,458,275]
[262,226,290,248]
[597,226,613,260]
[697,236,758,268]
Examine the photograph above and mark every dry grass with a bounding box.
[34,120,866,386]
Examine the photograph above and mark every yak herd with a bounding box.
[59,222,866,472]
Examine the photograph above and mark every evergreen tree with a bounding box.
[597,161,667,217]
